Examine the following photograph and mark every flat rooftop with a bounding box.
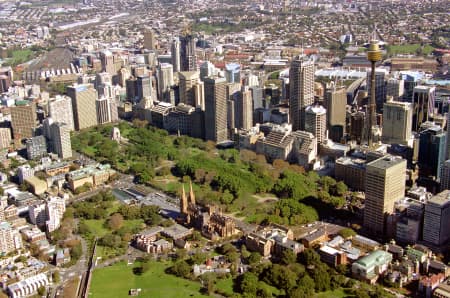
[367,155,405,170]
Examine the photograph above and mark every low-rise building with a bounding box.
[7,273,49,298]
[24,176,47,195]
[352,250,393,284]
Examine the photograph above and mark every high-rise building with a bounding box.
[143,29,156,50]
[45,197,66,233]
[67,84,98,131]
[99,50,116,76]
[0,128,11,149]
[10,101,37,139]
[48,95,74,131]
[382,100,413,145]
[289,56,315,131]
[225,63,241,84]
[305,105,327,144]
[157,63,174,102]
[235,87,253,130]
[17,164,34,183]
[126,77,137,102]
[29,203,47,227]
[419,126,446,180]
[180,34,197,72]
[386,78,404,101]
[0,222,22,254]
[204,77,228,143]
[200,61,215,81]
[440,160,450,191]
[136,75,153,102]
[26,136,47,160]
[193,81,205,110]
[412,86,435,132]
[118,67,131,88]
[96,96,115,124]
[171,37,181,73]
[324,86,346,142]
[50,122,72,159]
[179,71,200,107]
[366,69,387,111]
[364,155,407,235]
[422,190,450,246]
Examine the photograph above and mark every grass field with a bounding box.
[6,49,35,66]
[387,44,434,55]
[315,288,354,298]
[90,261,208,298]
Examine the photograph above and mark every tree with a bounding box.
[281,250,297,265]
[169,261,191,278]
[53,271,61,283]
[299,248,321,267]
[247,252,261,265]
[338,228,356,239]
[37,286,46,296]
[238,272,259,295]
[335,181,348,196]
[108,213,124,231]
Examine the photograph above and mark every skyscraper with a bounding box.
[225,63,241,84]
[179,71,200,107]
[386,78,404,101]
[143,29,156,50]
[96,96,114,124]
[324,86,346,142]
[180,35,197,72]
[200,61,215,81]
[289,56,315,131]
[204,77,227,143]
[50,122,72,159]
[305,105,327,144]
[10,101,37,139]
[422,190,450,246]
[157,63,174,102]
[412,85,435,132]
[366,69,387,111]
[364,155,407,235]
[136,75,153,102]
[171,37,181,73]
[235,87,253,130]
[99,50,116,76]
[382,100,412,145]
[419,126,446,180]
[67,84,98,131]
[48,95,74,131]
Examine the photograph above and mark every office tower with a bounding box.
[48,95,74,131]
[225,63,241,84]
[157,63,174,102]
[99,50,116,76]
[382,100,412,145]
[419,126,446,180]
[289,55,315,131]
[99,96,117,123]
[26,136,47,160]
[45,197,66,233]
[305,105,327,144]
[50,122,72,159]
[29,203,47,226]
[95,72,112,87]
[179,71,200,106]
[171,37,181,73]
[136,75,153,103]
[386,78,404,101]
[365,40,383,147]
[412,86,435,132]
[118,67,130,88]
[440,160,450,191]
[364,155,407,235]
[200,61,215,81]
[204,77,227,143]
[126,77,137,102]
[227,99,235,132]
[422,190,450,246]
[366,70,387,110]
[250,87,264,110]
[0,222,23,254]
[244,74,260,87]
[143,29,156,50]
[235,87,253,130]
[10,101,37,139]
[0,128,11,149]
[67,84,98,131]
[180,34,197,72]
[324,86,346,142]
[193,81,205,110]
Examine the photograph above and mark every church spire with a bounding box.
[189,180,196,205]
[180,184,187,214]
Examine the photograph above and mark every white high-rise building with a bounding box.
[289,56,315,131]
[48,95,74,131]
[29,203,47,227]
[305,105,327,144]
[386,78,404,101]
[171,37,181,73]
[50,122,72,159]
[157,63,174,101]
[0,222,22,254]
[382,100,413,145]
[45,196,66,233]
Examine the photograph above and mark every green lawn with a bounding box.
[83,219,145,238]
[315,288,354,298]
[6,49,35,66]
[90,261,208,298]
[215,277,234,296]
[387,44,434,55]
